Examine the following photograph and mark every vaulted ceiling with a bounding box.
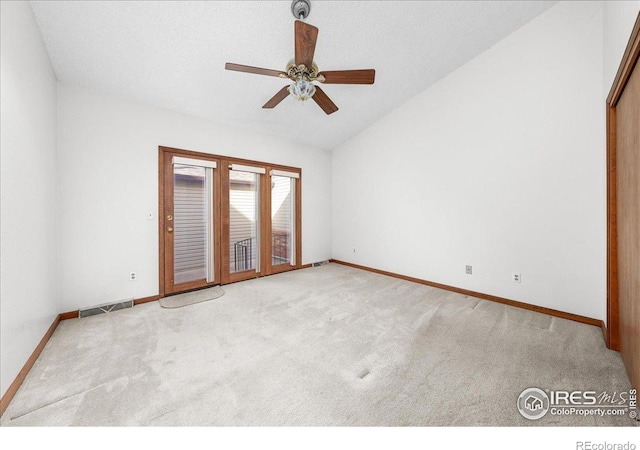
[31,1,557,150]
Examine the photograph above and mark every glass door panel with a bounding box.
[229,169,259,273]
[271,175,294,266]
[173,164,208,284]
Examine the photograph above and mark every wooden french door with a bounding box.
[607,13,640,390]
[221,162,268,284]
[159,147,302,296]
[161,150,221,295]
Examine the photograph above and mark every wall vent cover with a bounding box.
[312,260,329,267]
[79,298,134,318]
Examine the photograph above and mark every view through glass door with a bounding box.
[270,170,299,273]
[229,166,261,274]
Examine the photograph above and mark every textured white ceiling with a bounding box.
[30,1,557,150]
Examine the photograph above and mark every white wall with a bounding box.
[332,1,606,320]
[0,2,59,397]
[57,84,332,312]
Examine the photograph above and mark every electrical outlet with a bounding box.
[513,273,521,283]
[352,247,356,253]
[465,265,472,275]
[130,272,136,281]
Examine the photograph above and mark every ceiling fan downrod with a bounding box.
[291,0,311,20]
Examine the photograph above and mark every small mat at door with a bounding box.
[159,286,225,309]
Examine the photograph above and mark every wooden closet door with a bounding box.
[615,58,640,390]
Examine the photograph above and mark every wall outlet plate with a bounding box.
[513,273,521,283]
[466,265,472,275]
[130,272,136,281]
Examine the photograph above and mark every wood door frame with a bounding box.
[159,148,222,296]
[606,12,640,350]
[159,146,303,297]
[220,159,302,284]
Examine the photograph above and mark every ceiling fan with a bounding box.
[225,0,375,115]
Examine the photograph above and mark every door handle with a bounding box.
[167,227,173,233]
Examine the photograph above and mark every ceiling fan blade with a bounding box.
[225,63,286,78]
[312,85,338,115]
[295,20,318,68]
[263,86,291,109]
[319,69,376,84]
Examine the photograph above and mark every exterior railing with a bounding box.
[233,232,291,271]
[233,237,253,272]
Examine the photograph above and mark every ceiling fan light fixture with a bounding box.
[289,77,316,101]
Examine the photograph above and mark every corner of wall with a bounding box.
[0,0,60,398]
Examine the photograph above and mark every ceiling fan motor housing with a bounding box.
[291,0,311,20]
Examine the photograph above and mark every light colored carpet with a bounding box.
[0,263,635,426]
[159,286,225,309]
